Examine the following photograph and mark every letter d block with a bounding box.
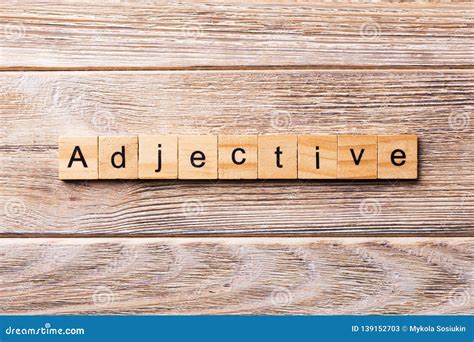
[59,136,98,180]
[99,136,138,179]
[378,135,417,179]
[178,135,217,179]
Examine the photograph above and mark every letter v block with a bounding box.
[59,136,98,180]
[99,136,138,179]
[338,135,377,179]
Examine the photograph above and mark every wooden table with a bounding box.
[0,0,472,314]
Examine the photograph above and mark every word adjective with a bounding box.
[59,134,418,180]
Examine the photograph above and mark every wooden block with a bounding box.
[139,135,178,179]
[378,135,418,179]
[298,135,338,179]
[258,135,297,179]
[218,135,258,179]
[178,135,217,179]
[98,136,138,179]
[338,135,377,179]
[58,136,98,180]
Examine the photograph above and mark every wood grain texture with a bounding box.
[0,237,472,315]
[0,0,473,69]
[1,70,473,236]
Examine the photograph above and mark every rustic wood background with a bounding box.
[0,0,472,314]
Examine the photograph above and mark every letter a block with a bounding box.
[178,135,218,179]
[99,136,138,179]
[59,136,98,180]
[338,135,377,179]
[258,135,297,179]
[139,135,178,179]
[378,135,417,179]
[218,135,258,179]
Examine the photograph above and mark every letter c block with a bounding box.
[218,135,257,179]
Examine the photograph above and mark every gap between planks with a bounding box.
[1,65,474,72]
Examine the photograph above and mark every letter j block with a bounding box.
[58,136,98,180]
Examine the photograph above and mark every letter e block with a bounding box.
[59,136,98,180]
[218,135,258,179]
[258,135,297,179]
[139,135,178,179]
[99,136,138,179]
[178,135,217,179]
[378,135,417,179]
[338,135,377,179]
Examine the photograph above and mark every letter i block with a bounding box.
[338,135,377,179]
[59,136,98,180]
[178,135,218,179]
[378,135,418,179]
[218,135,258,179]
[258,135,297,179]
[139,135,178,179]
[298,135,338,179]
[99,136,138,179]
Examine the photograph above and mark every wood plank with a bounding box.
[0,0,473,69]
[0,238,471,314]
[0,70,473,236]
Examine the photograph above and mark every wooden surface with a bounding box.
[0,0,472,315]
[1,70,472,236]
[0,238,472,315]
[0,1,473,69]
